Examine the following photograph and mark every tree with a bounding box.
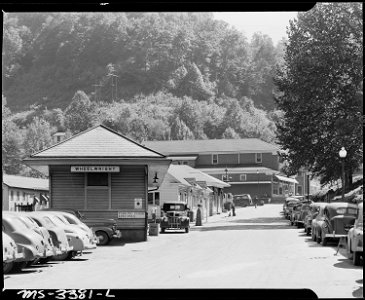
[274,3,363,188]
[222,127,240,139]
[23,117,53,156]
[64,90,96,134]
[2,99,24,174]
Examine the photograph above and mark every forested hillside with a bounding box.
[2,12,288,177]
[3,12,285,111]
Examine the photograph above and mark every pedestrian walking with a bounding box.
[231,201,236,216]
[227,193,233,216]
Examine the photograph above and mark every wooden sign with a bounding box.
[71,166,120,172]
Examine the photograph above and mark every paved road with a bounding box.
[4,204,363,298]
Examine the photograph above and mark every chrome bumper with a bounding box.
[325,233,347,238]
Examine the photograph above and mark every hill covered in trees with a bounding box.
[3,12,286,111]
[2,12,289,177]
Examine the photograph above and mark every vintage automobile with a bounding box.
[3,231,25,274]
[29,211,87,260]
[304,202,326,236]
[233,194,253,207]
[41,208,121,245]
[26,212,73,260]
[283,198,300,219]
[2,212,45,271]
[289,202,302,226]
[160,202,190,233]
[9,212,56,264]
[295,201,312,228]
[42,211,97,248]
[313,202,358,246]
[347,202,363,266]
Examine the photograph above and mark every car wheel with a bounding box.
[96,231,110,245]
[320,231,327,246]
[306,228,310,236]
[185,227,189,233]
[353,251,361,266]
[53,251,69,261]
[12,261,27,272]
[39,257,51,264]
[66,251,77,260]
[316,232,321,244]
[3,261,14,274]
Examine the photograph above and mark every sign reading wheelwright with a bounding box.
[71,166,120,172]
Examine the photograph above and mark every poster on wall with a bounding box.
[134,198,142,209]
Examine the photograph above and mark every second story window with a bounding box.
[255,153,262,164]
[240,174,247,181]
[212,154,218,164]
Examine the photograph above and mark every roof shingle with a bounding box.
[32,125,165,158]
[144,138,279,155]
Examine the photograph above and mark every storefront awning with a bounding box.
[275,175,298,184]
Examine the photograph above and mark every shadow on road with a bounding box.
[353,286,363,298]
[192,216,300,231]
[333,258,363,269]
[230,217,289,224]
[100,238,126,247]
[8,269,42,275]
[353,278,364,298]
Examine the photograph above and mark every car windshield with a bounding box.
[41,216,57,226]
[335,207,358,216]
[62,214,80,225]
[48,215,68,226]
[163,204,186,211]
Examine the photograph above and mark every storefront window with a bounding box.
[87,173,108,186]
[148,193,153,205]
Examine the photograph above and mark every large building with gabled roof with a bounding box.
[24,124,172,242]
[144,138,299,202]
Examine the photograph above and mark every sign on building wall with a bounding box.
[134,198,142,209]
[71,166,120,172]
[118,211,145,218]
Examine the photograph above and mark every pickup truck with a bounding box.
[41,209,121,245]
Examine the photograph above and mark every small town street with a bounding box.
[4,204,362,298]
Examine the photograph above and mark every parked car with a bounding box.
[42,211,97,248]
[296,201,312,228]
[347,202,363,266]
[289,202,302,226]
[8,212,56,264]
[26,212,73,260]
[41,208,121,245]
[29,211,87,260]
[3,231,25,274]
[233,194,253,207]
[2,212,45,271]
[304,202,326,236]
[283,198,300,219]
[312,202,358,246]
[160,202,190,233]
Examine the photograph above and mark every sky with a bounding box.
[213,12,298,45]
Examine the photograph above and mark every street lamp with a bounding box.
[339,147,347,201]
